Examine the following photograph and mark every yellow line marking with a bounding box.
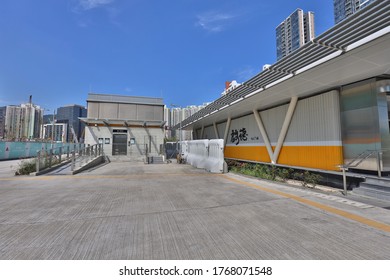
[0,173,220,181]
[222,175,390,233]
[0,177,56,181]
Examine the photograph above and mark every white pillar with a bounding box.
[223,117,232,146]
[253,109,275,164]
[272,96,298,163]
[213,122,219,139]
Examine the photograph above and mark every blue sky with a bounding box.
[0,0,334,111]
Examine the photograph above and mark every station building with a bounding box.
[176,1,390,173]
[81,93,165,160]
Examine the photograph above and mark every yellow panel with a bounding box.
[225,146,271,162]
[277,146,343,171]
[225,145,343,171]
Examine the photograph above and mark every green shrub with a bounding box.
[303,171,322,188]
[226,160,322,188]
[15,159,36,175]
[277,168,293,182]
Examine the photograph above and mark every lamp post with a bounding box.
[171,104,182,156]
[49,109,56,149]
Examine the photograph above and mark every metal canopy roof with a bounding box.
[80,118,165,128]
[174,0,390,130]
[87,93,164,106]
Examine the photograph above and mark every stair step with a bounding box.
[352,175,390,202]
[146,156,164,164]
[353,186,390,202]
[359,182,390,191]
[364,177,390,187]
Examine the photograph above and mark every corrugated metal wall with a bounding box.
[340,79,390,171]
[212,90,344,170]
[87,102,164,121]
[203,125,215,139]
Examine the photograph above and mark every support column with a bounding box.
[253,109,274,164]
[213,122,219,139]
[272,96,298,163]
[223,117,232,146]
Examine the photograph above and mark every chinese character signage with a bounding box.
[230,128,248,145]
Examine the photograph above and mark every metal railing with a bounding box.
[70,143,104,172]
[339,149,388,195]
[35,143,104,174]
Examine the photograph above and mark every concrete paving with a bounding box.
[0,160,389,260]
[0,159,23,177]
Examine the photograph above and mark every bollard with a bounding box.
[67,146,70,160]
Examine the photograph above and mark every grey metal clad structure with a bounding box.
[83,93,165,159]
[87,93,163,106]
[86,93,164,122]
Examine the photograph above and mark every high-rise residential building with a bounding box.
[167,103,211,141]
[0,106,6,139]
[56,104,87,142]
[4,105,22,140]
[276,9,315,61]
[334,0,376,24]
[21,102,43,139]
[3,102,43,140]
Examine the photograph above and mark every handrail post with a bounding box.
[36,150,40,173]
[59,147,62,163]
[44,150,48,169]
[71,150,75,171]
[49,148,53,168]
[340,166,348,196]
[377,151,382,178]
[79,146,83,167]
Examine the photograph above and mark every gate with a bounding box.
[112,134,128,155]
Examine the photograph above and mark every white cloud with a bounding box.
[78,0,114,10]
[196,11,237,33]
[234,66,258,81]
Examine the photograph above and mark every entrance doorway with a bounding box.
[112,134,128,155]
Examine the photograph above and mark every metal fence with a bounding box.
[0,141,82,160]
[35,143,104,173]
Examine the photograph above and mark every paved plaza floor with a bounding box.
[0,160,389,259]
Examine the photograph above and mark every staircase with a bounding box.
[353,176,390,202]
[340,149,390,201]
[146,155,164,164]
